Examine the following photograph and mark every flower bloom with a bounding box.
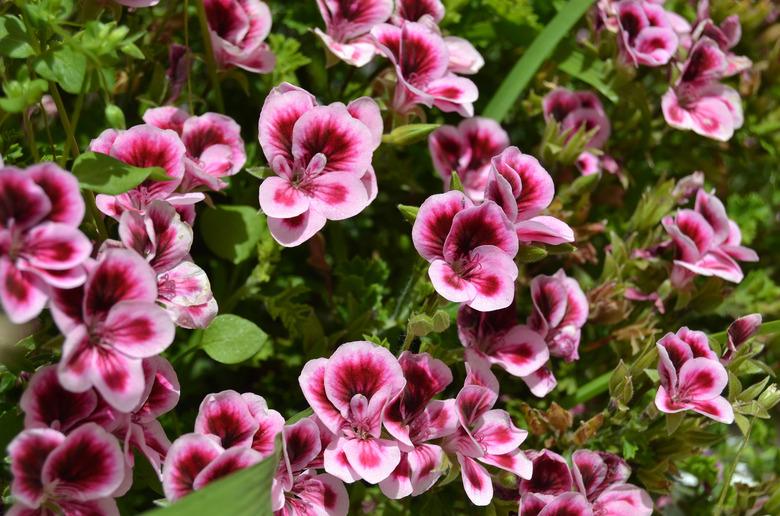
[7,423,125,515]
[51,249,175,412]
[722,313,762,364]
[542,88,611,150]
[614,0,679,67]
[412,191,519,311]
[654,327,734,424]
[393,0,445,23]
[143,107,247,192]
[379,352,458,499]
[0,164,91,323]
[257,83,381,246]
[693,1,751,76]
[519,449,653,515]
[203,0,275,73]
[442,363,532,506]
[662,189,757,287]
[299,341,406,484]
[314,0,393,67]
[372,20,479,116]
[428,118,509,200]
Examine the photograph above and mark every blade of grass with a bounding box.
[482,0,596,122]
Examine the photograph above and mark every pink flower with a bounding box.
[7,424,125,515]
[615,0,679,67]
[722,313,762,364]
[528,270,589,362]
[654,327,734,424]
[314,0,393,67]
[203,0,275,73]
[257,84,381,246]
[487,147,575,245]
[443,373,532,506]
[428,117,510,200]
[379,352,458,499]
[52,249,176,412]
[393,0,445,23]
[542,88,611,149]
[115,0,158,6]
[0,164,91,324]
[115,200,217,329]
[372,21,479,116]
[693,2,751,76]
[143,107,247,192]
[662,189,757,287]
[412,191,519,311]
[299,341,406,484]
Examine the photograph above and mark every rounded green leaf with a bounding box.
[200,206,264,264]
[202,314,268,364]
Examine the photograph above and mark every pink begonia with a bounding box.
[51,249,175,412]
[654,327,734,424]
[203,0,275,73]
[662,189,757,287]
[519,449,653,516]
[412,191,519,311]
[442,361,532,506]
[428,118,510,200]
[7,424,125,516]
[314,0,393,67]
[614,0,680,67]
[0,164,91,324]
[372,20,479,116]
[299,341,406,484]
[257,83,381,246]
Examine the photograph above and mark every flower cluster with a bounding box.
[518,449,653,515]
[257,83,381,246]
[203,0,275,74]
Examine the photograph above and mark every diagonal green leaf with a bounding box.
[558,49,618,103]
[482,0,596,122]
[72,152,169,194]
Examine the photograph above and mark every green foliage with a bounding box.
[71,151,169,194]
[200,206,265,264]
[201,314,269,364]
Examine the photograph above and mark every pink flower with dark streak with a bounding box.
[379,352,458,499]
[615,0,679,67]
[7,423,124,515]
[654,327,734,424]
[662,189,757,287]
[487,147,575,245]
[257,83,381,246]
[0,164,90,324]
[442,368,532,506]
[428,118,509,200]
[314,0,393,67]
[393,0,445,23]
[271,417,349,516]
[722,313,762,364]
[299,341,406,485]
[412,191,519,311]
[372,20,479,116]
[528,270,589,363]
[542,88,611,150]
[693,1,751,76]
[144,107,247,192]
[51,249,175,412]
[203,0,275,73]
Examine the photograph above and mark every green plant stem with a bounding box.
[195,0,225,112]
[389,261,425,326]
[184,0,194,109]
[714,416,755,515]
[22,110,39,162]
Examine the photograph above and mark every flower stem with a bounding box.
[195,0,224,112]
[713,416,754,515]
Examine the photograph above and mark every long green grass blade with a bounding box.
[482,0,596,122]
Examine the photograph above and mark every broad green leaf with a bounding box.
[104,103,126,129]
[201,314,269,364]
[483,0,596,121]
[0,15,35,58]
[72,152,168,194]
[558,49,618,103]
[200,206,264,264]
[144,440,280,516]
[34,46,88,94]
[0,79,48,113]
[382,124,440,146]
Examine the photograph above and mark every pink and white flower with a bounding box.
[203,0,275,73]
[379,352,458,499]
[662,189,757,287]
[0,164,91,324]
[52,249,176,412]
[542,88,611,150]
[372,21,479,116]
[654,327,734,424]
[412,191,519,311]
[393,0,445,24]
[528,269,589,362]
[7,423,125,515]
[314,0,393,67]
[722,313,762,364]
[615,0,679,67]
[299,341,406,484]
[257,84,381,246]
[693,1,751,76]
[428,118,509,200]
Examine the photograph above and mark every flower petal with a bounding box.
[593,484,654,516]
[443,203,518,261]
[194,390,260,449]
[518,449,572,496]
[84,249,158,322]
[0,258,48,324]
[0,169,51,230]
[457,454,493,506]
[267,209,327,247]
[299,358,345,435]
[522,366,558,398]
[26,163,84,226]
[162,433,223,501]
[341,437,401,484]
[308,172,370,221]
[413,190,473,261]
[428,259,476,304]
[258,176,310,219]
[192,447,264,490]
[103,301,175,358]
[9,428,65,507]
[490,147,555,219]
[21,365,98,433]
[538,492,593,516]
[462,245,518,312]
[488,325,550,377]
[472,409,527,455]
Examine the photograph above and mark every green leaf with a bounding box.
[666,412,684,435]
[516,245,548,263]
[0,79,48,113]
[450,171,465,193]
[34,46,87,94]
[104,104,126,129]
[483,0,596,121]
[144,439,280,516]
[0,15,35,58]
[382,124,440,146]
[200,206,264,264]
[557,49,618,103]
[72,152,169,194]
[398,204,419,223]
[245,166,272,180]
[201,314,269,364]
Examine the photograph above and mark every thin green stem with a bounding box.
[184,0,194,109]
[22,109,39,162]
[195,0,224,112]
[389,262,425,326]
[714,416,755,515]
